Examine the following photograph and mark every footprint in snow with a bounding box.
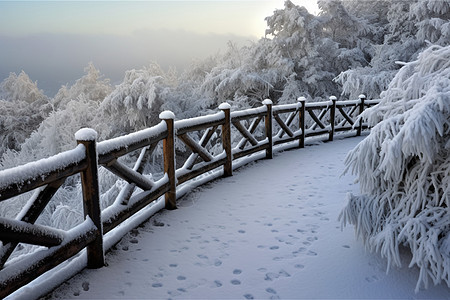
[153,220,165,227]
[264,270,290,281]
[365,275,379,283]
[258,267,267,272]
[231,279,241,285]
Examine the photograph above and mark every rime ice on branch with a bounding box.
[340,45,450,292]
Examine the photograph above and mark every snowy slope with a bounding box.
[26,137,450,299]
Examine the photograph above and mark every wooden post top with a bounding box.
[219,102,231,110]
[159,110,175,120]
[262,99,273,106]
[75,128,98,142]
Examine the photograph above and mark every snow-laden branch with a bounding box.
[340,44,450,292]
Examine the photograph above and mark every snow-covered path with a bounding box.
[45,137,449,299]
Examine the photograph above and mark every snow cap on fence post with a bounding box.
[262,99,273,106]
[358,94,366,100]
[329,95,337,101]
[218,102,231,110]
[159,110,175,120]
[75,128,98,142]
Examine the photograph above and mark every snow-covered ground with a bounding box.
[38,137,449,299]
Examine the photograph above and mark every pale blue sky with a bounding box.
[0,1,318,37]
[0,1,319,96]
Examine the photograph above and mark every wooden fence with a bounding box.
[0,95,379,298]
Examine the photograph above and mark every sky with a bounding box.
[0,1,319,96]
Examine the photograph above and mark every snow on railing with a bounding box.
[0,95,379,298]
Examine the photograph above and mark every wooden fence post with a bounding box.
[159,111,177,210]
[328,96,337,141]
[298,96,306,148]
[219,103,232,177]
[262,99,273,159]
[75,128,104,269]
[357,94,366,136]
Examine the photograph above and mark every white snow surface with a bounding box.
[13,137,450,299]
[96,122,167,156]
[159,111,175,120]
[74,128,98,142]
[218,102,231,110]
[262,99,273,106]
[174,111,224,131]
[0,144,86,192]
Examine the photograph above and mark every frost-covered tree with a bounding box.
[340,45,450,291]
[97,63,169,138]
[337,0,450,99]
[0,64,111,169]
[0,70,48,103]
[53,62,112,110]
[0,71,51,155]
[263,0,369,101]
[200,39,292,107]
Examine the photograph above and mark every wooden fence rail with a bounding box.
[0,95,378,298]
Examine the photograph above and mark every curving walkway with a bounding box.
[43,137,448,299]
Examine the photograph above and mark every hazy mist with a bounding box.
[0,30,256,97]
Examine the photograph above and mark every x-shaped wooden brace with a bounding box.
[337,106,357,127]
[107,143,158,206]
[180,125,219,170]
[274,109,301,139]
[0,178,65,269]
[308,107,328,130]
